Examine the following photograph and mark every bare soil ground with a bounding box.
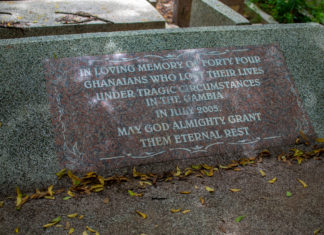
[0,152,323,235]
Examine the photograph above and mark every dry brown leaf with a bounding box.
[297,179,308,188]
[65,221,70,230]
[180,191,191,194]
[299,130,310,145]
[136,210,147,219]
[200,197,205,205]
[103,198,109,204]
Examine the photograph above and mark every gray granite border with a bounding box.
[0,23,323,194]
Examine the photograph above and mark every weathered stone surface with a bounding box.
[0,0,165,39]
[190,0,250,26]
[0,23,323,193]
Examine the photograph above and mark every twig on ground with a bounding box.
[55,11,114,24]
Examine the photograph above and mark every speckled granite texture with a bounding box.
[0,23,323,193]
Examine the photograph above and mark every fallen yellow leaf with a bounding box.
[67,190,75,197]
[17,16,23,20]
[98,175,105,185]
[291,148,304,157]
[44,196,55,200]
[0,201,4,208]
[139,181,152,186]
[229,188,241,192]
[56,169,66,179]
[86,226,97,233]
[315,138,324,143]
[83,231,88,235]
[185,169,192,176]
[16,187,22,207]
[200,197,205,205]
[182,209,190,214]
[43,216,61,228]
[16,187,29,210]
[259,169,266,177]
[297,179,308,188]
[67,213,78,218]
[268,177,277,184]
[313,228,321,235]
[170,208,181,213]
[191,164,201,170]
[299,130,310,145]
[15,228,19,233]
[205,186,214,192]
[67,170,81,186]
[180,191,191,194]
[65,221,70,230]
[68,228,75,234]
[56,224,63,228]
[174,166,181,177]
[128,190,143,197]
[90,184,104,192]
[136,210,147,219]
[79,215,84,219]
[202,164,213,170]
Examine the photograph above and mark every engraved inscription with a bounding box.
[44,45,313,170]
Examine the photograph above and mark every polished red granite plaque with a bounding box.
[44,45,313,170]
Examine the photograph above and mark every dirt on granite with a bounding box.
[0,144,323,235]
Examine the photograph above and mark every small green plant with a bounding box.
[251,0,324,24]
